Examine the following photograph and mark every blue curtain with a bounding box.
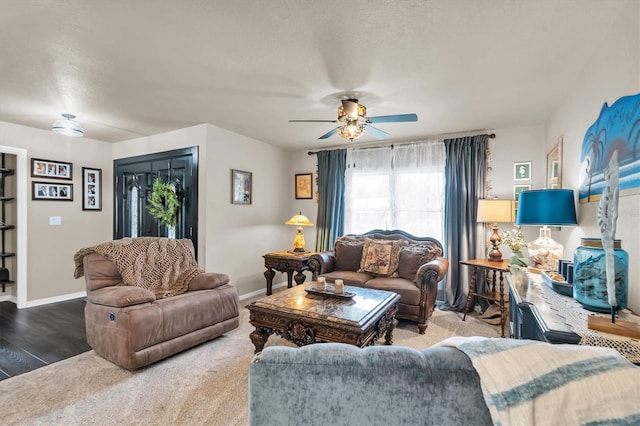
[442,135,488,311]
[315,149,347,251]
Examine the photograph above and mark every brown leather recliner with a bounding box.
[309,230,448,334]
[78,240,239,370]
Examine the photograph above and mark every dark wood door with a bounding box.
[113,147,198,255]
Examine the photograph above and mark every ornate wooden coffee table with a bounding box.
[247,282,400,353]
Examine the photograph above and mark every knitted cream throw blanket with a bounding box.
[74,237,204,299]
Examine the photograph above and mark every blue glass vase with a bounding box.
[573,238,628,312]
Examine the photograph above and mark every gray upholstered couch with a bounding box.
[249,343,492,426]
[309,230,448,334]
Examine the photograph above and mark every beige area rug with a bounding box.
[0,298,500,426]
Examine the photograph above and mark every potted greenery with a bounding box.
[146,177,179,238]
[501,226,529,286]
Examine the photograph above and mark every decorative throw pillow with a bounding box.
[334,236,365,271]
[398,244,441,281]
[358,238,407,277]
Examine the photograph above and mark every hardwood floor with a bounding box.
[0,297,90,381]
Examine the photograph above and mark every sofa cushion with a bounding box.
[365,277,421,305]
[358,238,408,277]
[334,236,364,271]
[398,244,442,281]
[320,270,373,287]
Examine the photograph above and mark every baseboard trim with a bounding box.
[22,291,87,308]
[239,281,287,301]
[0,294,17,304]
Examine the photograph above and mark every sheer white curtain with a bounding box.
[344,140,445,239]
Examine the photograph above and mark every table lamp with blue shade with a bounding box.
[516,189,577,271]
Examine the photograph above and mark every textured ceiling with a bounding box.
[0,0,629,149]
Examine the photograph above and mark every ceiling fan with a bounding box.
[289,99,418,142]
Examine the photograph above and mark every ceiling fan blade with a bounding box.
[289,119,338,123]
[341,99,359,119]
[318,127,340,139]
[364,124,390,140]
[367,113,418,123]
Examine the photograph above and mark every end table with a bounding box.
[263,250,316,295]
[461,259,510,337]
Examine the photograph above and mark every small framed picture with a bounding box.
[546,137,563,189]
[295,173,313,199]
[31,158,73,180]
[82,167,102,211]
[514,184,532,200]
[514,161,532,181]
[32,181,73,201]
[231,169,252,205]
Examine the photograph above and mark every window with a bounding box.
[344,141,445,239]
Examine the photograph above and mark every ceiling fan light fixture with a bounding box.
[52,113,84,137]
[337,101,366,122]
[338,120,365,141]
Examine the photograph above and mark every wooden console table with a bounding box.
[509,272,640,364]
[263,250,315,295]
[461,259,510,337]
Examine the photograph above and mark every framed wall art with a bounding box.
[231,169,252,205]
[513,184,531,200]
[295,173,312,199]
[513,161,532,181]
[32,181,73,201]
[546,137,563,189]
[82,167,102,211]
[31,158,72,180]
[579,93,640,203]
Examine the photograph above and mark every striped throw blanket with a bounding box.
[436,336,640,426]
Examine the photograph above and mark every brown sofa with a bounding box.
[76,239,240,370]
[309,230,448,334]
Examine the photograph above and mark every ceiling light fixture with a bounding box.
[52,113,84,137]
[337,101,366,141]
[338,120,365,141]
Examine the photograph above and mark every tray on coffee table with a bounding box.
[305,286,355,299]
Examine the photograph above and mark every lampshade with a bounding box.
[477,199,514,262]
[52,113,84,137]
[477,199,515,223]
[285,212,314,227]
[516,189,577,226]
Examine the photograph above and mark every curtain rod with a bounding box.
[308,132,496,155]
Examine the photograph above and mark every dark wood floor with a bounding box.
[0,297,90,381]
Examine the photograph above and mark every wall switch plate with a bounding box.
[49,216,62,226]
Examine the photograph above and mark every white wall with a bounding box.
[289,149,319,251]
[487,125,548,255]
[203,124,292,296]
[0,121,113,305]
[546,0,639,313]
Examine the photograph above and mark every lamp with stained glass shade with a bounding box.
[285,212,314,253]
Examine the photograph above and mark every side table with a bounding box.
[461,259,510,337]
[509,272,640,364]
[263,250,315,295]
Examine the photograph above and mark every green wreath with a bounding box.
[146,177,179,227]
